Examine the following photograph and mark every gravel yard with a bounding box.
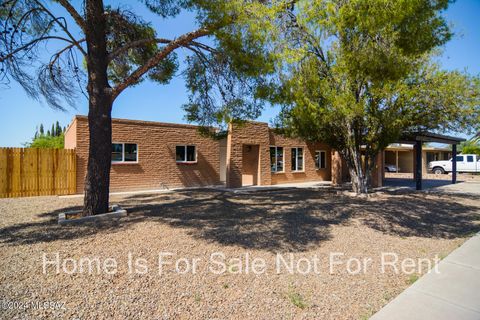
[1,188,479,319]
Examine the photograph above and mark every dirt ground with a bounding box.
[1,187,479,319]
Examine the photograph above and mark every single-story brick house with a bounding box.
[65,115,374,193]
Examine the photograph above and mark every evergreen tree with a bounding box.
[39,124,44,136]
[1,0,274,215]
[55,121,62,136]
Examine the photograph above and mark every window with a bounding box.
[112,143,138,163]
[467,155,474,162]
[270,146,284,172]
[291,147,304,171]
[315,150,327,169]
[176,145,196,163]
[455,156,464,162]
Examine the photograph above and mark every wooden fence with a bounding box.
[0,148,76,198]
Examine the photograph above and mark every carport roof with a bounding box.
[398,131,466,145]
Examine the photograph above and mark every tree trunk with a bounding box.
[343,147,369,194]
[83,0,112,216]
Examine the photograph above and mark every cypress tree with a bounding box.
[55,121,61,136]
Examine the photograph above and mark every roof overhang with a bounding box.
[398,132,466,145]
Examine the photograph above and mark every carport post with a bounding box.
[415,141,422,190]
[452,144,457,184]
[395,151,399,173]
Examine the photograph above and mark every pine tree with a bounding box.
[39,124,44,136]
[55,121,61,136]
[1,0,274,215]
[51,124,55,137]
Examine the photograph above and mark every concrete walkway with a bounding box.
[371,232,480,320]
[228,180,332,193]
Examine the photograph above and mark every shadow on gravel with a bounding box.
[121,188,480,251]
[0,188,479,251]
[0,205,144,246]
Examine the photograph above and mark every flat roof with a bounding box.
[398,131,466,145]
[386,144,451,152]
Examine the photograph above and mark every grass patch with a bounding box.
[382,291,395,303]
[359,306,375,320]
[286,290,307,309]
[407,274,419,285]
[194,293,202,303]
[223,283,229,289]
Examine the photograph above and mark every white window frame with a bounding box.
[315,150,327,170]
[270,146,285,173]
[291,147,304,172]
[176,145,197,163]
[112,142,138,164]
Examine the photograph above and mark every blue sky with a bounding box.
[0,0,479,147]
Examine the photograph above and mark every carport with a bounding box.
[397,132,465,190]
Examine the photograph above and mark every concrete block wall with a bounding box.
[66,116,222,193]
[226,122,332,188]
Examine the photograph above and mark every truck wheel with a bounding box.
[432,167,445,175]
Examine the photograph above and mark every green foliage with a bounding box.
[261,0,480,192]
[460,140,480,156]
[286,289,308,309]
[25,122,66,148]
[182,1,280,131]
[407,274,419,285]
[105,7,178,86]
[27,134,64,149]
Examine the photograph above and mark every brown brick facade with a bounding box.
[224,122,333,188]
[65,116,222,193]
[65,116,362,194]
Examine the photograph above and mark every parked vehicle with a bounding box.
[428,154,480,174]
[385,164,399,172]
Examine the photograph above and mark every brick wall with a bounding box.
[268,129,332,184]
[226,122,271,188]
[68,116,336,193]
[226,122,332,187]
[68,116,222,193]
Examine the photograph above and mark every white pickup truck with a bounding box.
[429,154,480,174]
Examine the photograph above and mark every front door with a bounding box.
[242,144,259,186]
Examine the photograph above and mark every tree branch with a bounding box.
[0,36,84,63]
[108,38,216,62]
[108,38,171,61]
[55,0,86,31]
[48,39,85,68]
[32,0,87,55]
[111,27,212,99]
